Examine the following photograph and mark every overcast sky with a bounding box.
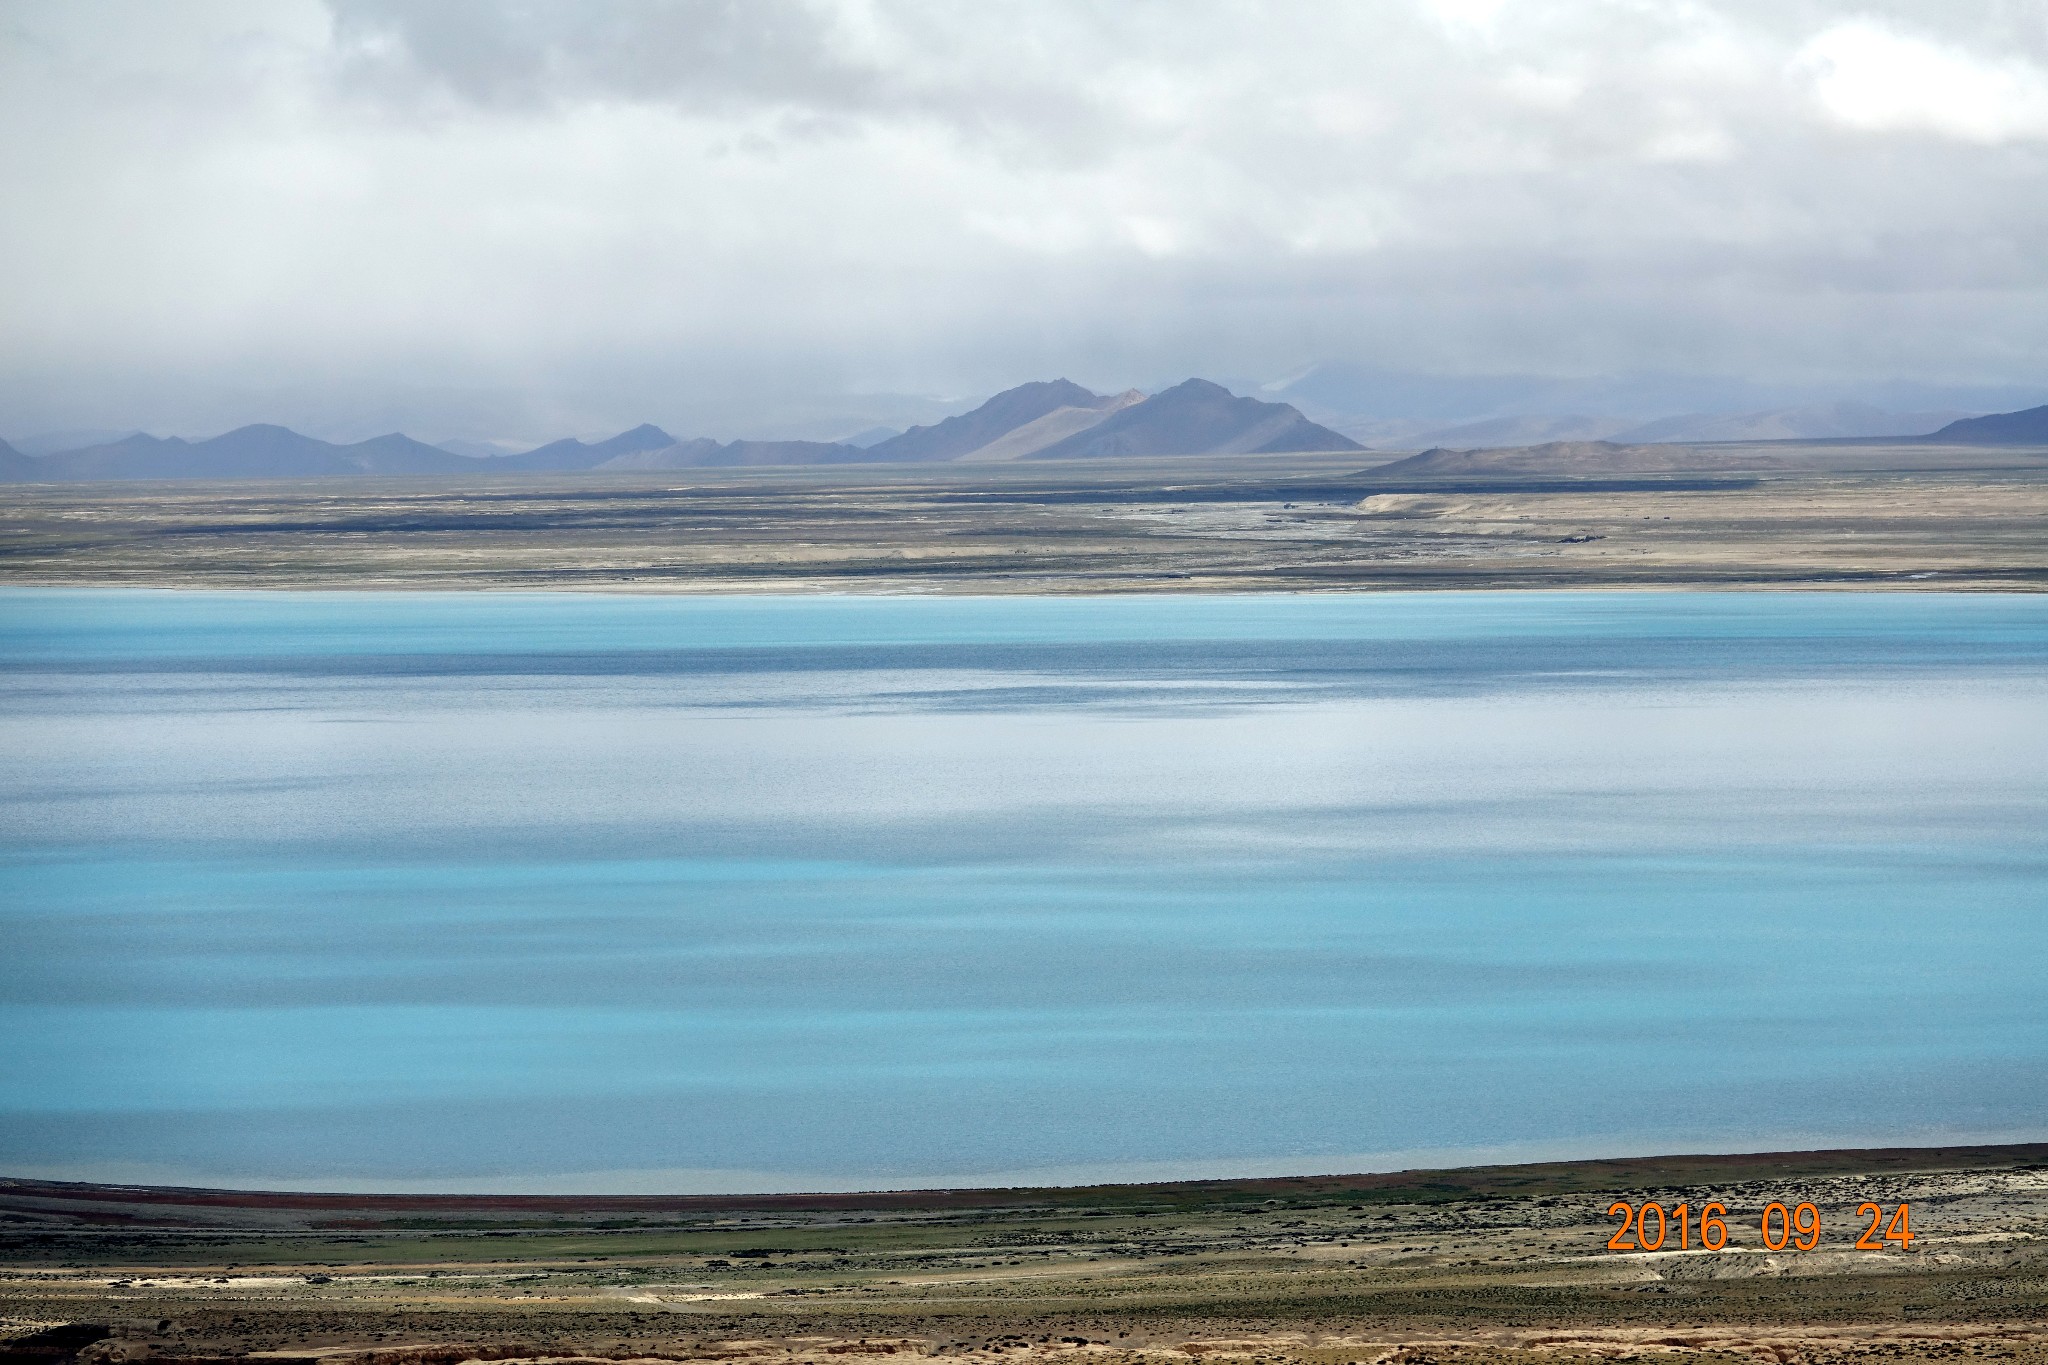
[4,0,2047,441]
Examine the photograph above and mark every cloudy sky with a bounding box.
[3,0,2047,442]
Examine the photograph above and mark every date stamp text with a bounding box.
[1604,1200,1914,1252]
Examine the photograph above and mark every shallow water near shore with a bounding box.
[2,589,2046,1192]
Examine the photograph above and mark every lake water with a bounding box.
[2,589,2046,1193]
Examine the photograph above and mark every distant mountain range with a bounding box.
[1402,402,1977,449]
[1263,361,2048,434]
[6,387,2044,485]
[484,423,679,471]
[17,425,478,481]
[9,428,144,457]
[1368,411,2048,478]
[1369,440,1790,479]
[1607,402,1974,444]
[0,379,1359,483]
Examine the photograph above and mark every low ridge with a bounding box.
[1370,440,1785,477]
[1928,403,2048,445]
[598,438,876,469]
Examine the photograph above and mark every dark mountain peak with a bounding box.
[1152,377,1235,401]
[339,432,474,474]
[867,380,1104,462]
[614,423,675,446]
[202,424,331,457]
[977,378,1096,405]
[1024,378,1362,460]
[104,431,180,451]
[1930,404,2048,444]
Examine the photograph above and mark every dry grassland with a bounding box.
[5,1148,2046,1365]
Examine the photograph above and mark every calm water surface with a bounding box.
[2,589,2045,1191]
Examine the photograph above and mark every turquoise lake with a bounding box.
[2,589,2045,1192]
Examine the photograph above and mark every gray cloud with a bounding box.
[329,1,894,118]
[1,0,2045,442]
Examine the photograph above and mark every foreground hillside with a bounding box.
[3,1145,2044,1365]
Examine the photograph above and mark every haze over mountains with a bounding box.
[3,382,2044,485]
[1259,363,2048,442]
[1370,440,1787,479]
[16,426,478,481]
[1361,404,2048,480]
[0,378,1360,482]
[1404,402,1976,449]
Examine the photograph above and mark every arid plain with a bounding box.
[1,443,2043,592]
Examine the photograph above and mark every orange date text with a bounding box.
[1604,1200,1912,1252]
